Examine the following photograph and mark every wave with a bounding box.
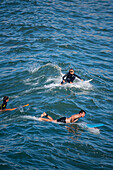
[27,63,62,74]
[24,63,93,91]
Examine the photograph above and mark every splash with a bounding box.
[24,63,93,92]
[77,122,100,134]
[88,127,100,135]
[28,63,41,74]
[24,63,62,84]
[44,79,93,90]
[69,79,93,90]
[21,115,40,121]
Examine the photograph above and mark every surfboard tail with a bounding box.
[23,104,29,107]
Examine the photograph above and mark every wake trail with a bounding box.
[20,116,100,134]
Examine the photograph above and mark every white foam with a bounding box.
[88,127,100,135]
[21,115,40,121]
[22,87,43,94]
[18,106,24,113]
[44,83,61,89]
[76,122,100,134]
[44,79,93,90]
[69,79,93,90]
[28,64,40,74]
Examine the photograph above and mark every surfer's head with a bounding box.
[69,68,74,74]
[79,110,86,117]
[3,96,9,103]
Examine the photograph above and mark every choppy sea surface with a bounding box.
[0,0,113,169]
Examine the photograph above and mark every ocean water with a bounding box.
[0,0,113,169]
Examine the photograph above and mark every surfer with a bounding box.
[0,96,9,110]
[61,68,83,85]
[39,110,86,123]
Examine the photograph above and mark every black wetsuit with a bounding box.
[0,101,7,110]
[57,117,79,123]
[61,72,81,84]
[57,117,66,123]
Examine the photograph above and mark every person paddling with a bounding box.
[39,110,86,123]
[0,96,9,110]
[61,68,83,85]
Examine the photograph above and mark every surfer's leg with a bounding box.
[39,117,53,122]
[40,112,54,121]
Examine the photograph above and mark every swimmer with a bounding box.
[61,68,83,85]
[0,96,9,110]
[39,110,86,123]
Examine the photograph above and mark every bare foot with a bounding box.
[41,112,47,118]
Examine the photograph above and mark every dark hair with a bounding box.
[69,68,74,72]
[79,110,86,114]
[3,96,9,102]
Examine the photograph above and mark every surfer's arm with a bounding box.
[74,74,83,81]
[61,80,65,85]
[63,74,67,80]
[73,119,78,122]
[66,114,81,123]
[61,74,68,84]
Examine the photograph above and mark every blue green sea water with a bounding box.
[0,0,113,169]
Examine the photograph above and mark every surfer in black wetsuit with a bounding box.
[39,110,86,124]
[0,96,9,110]
[61,68,83,85]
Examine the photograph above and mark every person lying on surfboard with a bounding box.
[0,96,9,110]
[61,68,83,85]
[39,110,86,123]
